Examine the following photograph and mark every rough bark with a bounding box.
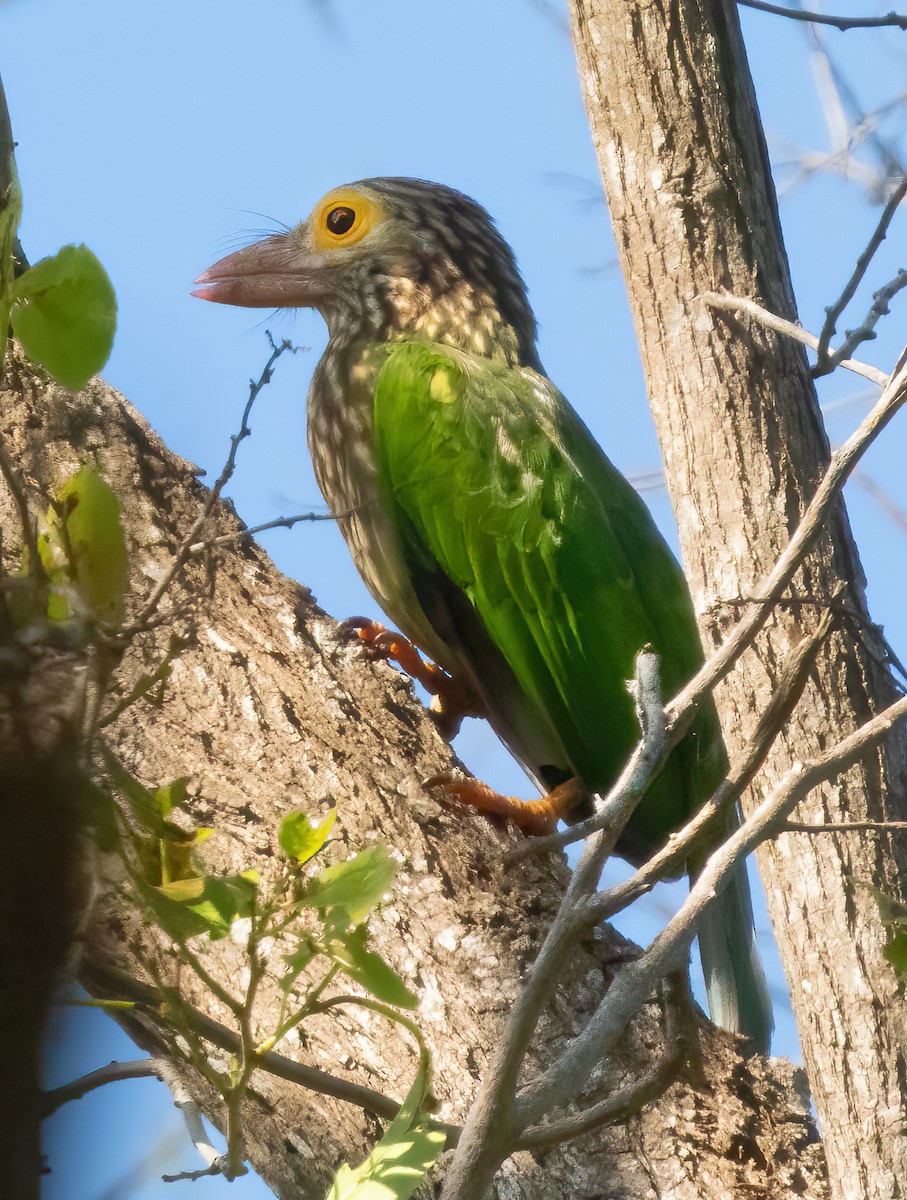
[568,2,907,1197]
[0,349,830,1198]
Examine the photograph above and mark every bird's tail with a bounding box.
[695,854,773,1054]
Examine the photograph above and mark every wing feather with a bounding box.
[372,342,722,856]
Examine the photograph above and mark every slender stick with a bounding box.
[703,290,888,384]
[738,1,907,31]
[41,1058,162,1116]
[815,176,907,373]
[517,691,907,1125]
[666,342,907,728]
[125,335,297,633]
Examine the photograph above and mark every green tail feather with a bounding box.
[696,858,773,1054]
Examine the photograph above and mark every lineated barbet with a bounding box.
[193,177,772,1051]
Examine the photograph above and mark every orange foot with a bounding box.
[340,617,484,738]
[422,772,589,837]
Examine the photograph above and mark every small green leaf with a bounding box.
[58,467,128,624]
[326,1055,444,1200]
[280,808,336,865]
[10,244,116,389]
[873,885,907,928]
[279,938,318,994]
[149,872,258,941]
[326,1125,445,1200]
[155,777,190,819]
[329,926,417,1010]
[301,846,399,926]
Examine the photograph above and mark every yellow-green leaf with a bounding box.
[301,846,398,926]
[280,808,336,865]
[55,467,128,624]
[328,926,417,1010]
[10,244,116,390]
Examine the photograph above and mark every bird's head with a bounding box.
[193,178,539,366]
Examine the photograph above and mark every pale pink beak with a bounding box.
[192,233,324,309]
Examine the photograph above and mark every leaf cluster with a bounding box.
[105,764,441,1197]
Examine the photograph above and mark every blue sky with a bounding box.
[4,0,906,1194]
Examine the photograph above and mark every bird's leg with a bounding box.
[422,772,589,837]
[340,617,485,738]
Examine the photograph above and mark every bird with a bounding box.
[193,176,772,1051]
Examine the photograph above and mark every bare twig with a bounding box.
[738,1,907,31]
[41,1058,162,1116]
[515,972,694,1150]
[188,509,337,553]
[515,690,907,1129]
[584,610,835,922]
[703,291,889,384]
[440,652,667,1197]
[124,334,298,634]
[815,177,907,373]
[672,326,907,727]
[158,1062,241,1183]
[829,269,907,370]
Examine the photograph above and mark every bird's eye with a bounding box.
[326,206,357,236]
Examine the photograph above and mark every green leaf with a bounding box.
[329,926,417,1010]
[155,777,190,821]
[873,885,907,929]
[326,1055,444,1200]
[280,808,336,865]
[57,467,129,624]
[278,938,318,994]
[10,244,116,389]
[149,872,259,941]
[326,1126,445,1200]
[301,845,399,926]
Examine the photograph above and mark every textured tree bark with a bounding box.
[0,350,830,1198]
[568,2,907,1197]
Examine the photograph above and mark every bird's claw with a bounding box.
[421,771,559,837]
[339,616,484,738]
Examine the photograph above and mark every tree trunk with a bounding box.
[568,2,907,1197]
[0,349,830,1197]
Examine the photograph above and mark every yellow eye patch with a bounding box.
[312,189,384,251]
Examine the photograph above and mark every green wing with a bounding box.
[372,341,721,857]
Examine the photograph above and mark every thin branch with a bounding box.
[517,690,907,1126]
[158,1062,240,1183]
[440,652,668,1195]
[703,291,889,384]
[124,334,298,634]
[41,1058,162,1116]
[515,972,694,1150]
[738,1,907,31]
[669,331,907,728]
[829,269,907,370]
[585,609,835,923]
[83,965,415,1128]
[188,509,337,554]
[815,176,907,373]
